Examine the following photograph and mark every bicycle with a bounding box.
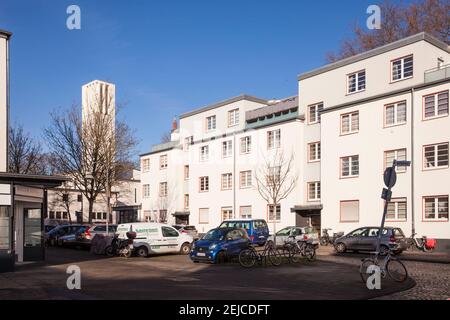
[360,250,408,284]
[282,236,316,263]
[239,241,282,268]
[405,233,436,253]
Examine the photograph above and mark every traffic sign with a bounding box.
[383,167,397,188]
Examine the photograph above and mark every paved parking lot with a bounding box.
[0,247,415,300]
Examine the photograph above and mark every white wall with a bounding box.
[0,35,8,172]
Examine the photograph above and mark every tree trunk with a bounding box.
[88,199,94,224]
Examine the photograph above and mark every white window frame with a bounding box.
[384,101,407,127]
[423,90,449,120]
[307,182,321,201]
[384,149,407,173]
[200,145,209,162]
[184,136,193,151]
[308,103,324,124]
[423,196,449,222]
[228,109,239,127]
[184,165,189,180]
[159,155,168,170]
[199,176,209,192]
[240,136,251,154]
[240,170,252,189]
[386,198,407,222]
[240,206,252,219]
[423,143,449,170]
[341,155,359,178]
[340,111,359,135]
[391,55,413,82]
[206,115,216,131]
[142,158,150,172]
[199,208,209,224]
[347,70,366,94]
[184,194,189,210]
[143,184,150,198]
[222,140,233,158]
[159,182,168,197]
[267,129,281,149]
[268,204,281,222]
[308,142,321,162]
[221,173,233,190]
[221,207,233,221]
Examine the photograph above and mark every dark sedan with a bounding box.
[334,226,408,255]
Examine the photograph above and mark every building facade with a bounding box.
[298,32,450,248]
[140,33,450,249]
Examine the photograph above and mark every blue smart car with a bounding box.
[190,228,250,264]
[219,219,269,245]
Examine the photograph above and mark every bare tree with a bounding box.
[49,181,77,224]
[44,96,138,224]
[160,131,172,143]
[8,124,46,175]
[255,149,298,236]
[327,0,449,62]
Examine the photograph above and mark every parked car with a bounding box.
[219,219,269,245]
[116,222,193,257]
[57,226,90,248]
[44,225,57,233]
[173,225,200,240]
[334,226,408,255]
[85,224,117,241]
[190,227,250,264]
[267,226,319,247]
[45,224,85,246]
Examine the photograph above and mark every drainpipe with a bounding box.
[233,131,236,218]
[410,88,415,236]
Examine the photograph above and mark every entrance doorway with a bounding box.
[23,208,44,261]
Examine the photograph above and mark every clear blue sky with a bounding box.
[0,0,400,156]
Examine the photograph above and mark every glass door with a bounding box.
[23,208,44,261]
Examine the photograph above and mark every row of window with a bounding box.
[205,108,240,132]
[198,204,281,224]
[142,155,167,172]
[307,90,449,126]
[340,196,449,223]
[345,55,413,96]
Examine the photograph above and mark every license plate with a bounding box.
[197,252,206,257]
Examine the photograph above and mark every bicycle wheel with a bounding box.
[239,248,257,268]
[305,244,316,261]
[387,258,408,282]
[267,248,282,266]
[290,246,302,263]
[360,258,377,284]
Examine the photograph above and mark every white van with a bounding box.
[116,222,193,257]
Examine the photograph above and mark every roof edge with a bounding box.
[298,32,450,81]
[0,29,12,39]
[179,94,268,119]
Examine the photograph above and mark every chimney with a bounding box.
[171,117,178,132]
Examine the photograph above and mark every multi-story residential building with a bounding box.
[298,32,450,249]
[140,95,306,233]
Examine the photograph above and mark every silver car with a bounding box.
[173,225,199,240]
[85,224,117,241]
[267,226,320,247]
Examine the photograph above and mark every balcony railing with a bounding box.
[424,64,450,83]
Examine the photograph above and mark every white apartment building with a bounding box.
[140,95,307,234]
[140,32,450,251]
[298,32,450,249]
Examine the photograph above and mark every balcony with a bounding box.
[424,64,450,83]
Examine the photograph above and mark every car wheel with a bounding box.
[335,242,346,253]
[215,251,226,264]
[105,246,115,257]
[136,246,148,258]
[180,243,191,255]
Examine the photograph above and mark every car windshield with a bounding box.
[276,228,292,236]
[203,229,225,241]
[183,226,196,231]
[220,221,251,230]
